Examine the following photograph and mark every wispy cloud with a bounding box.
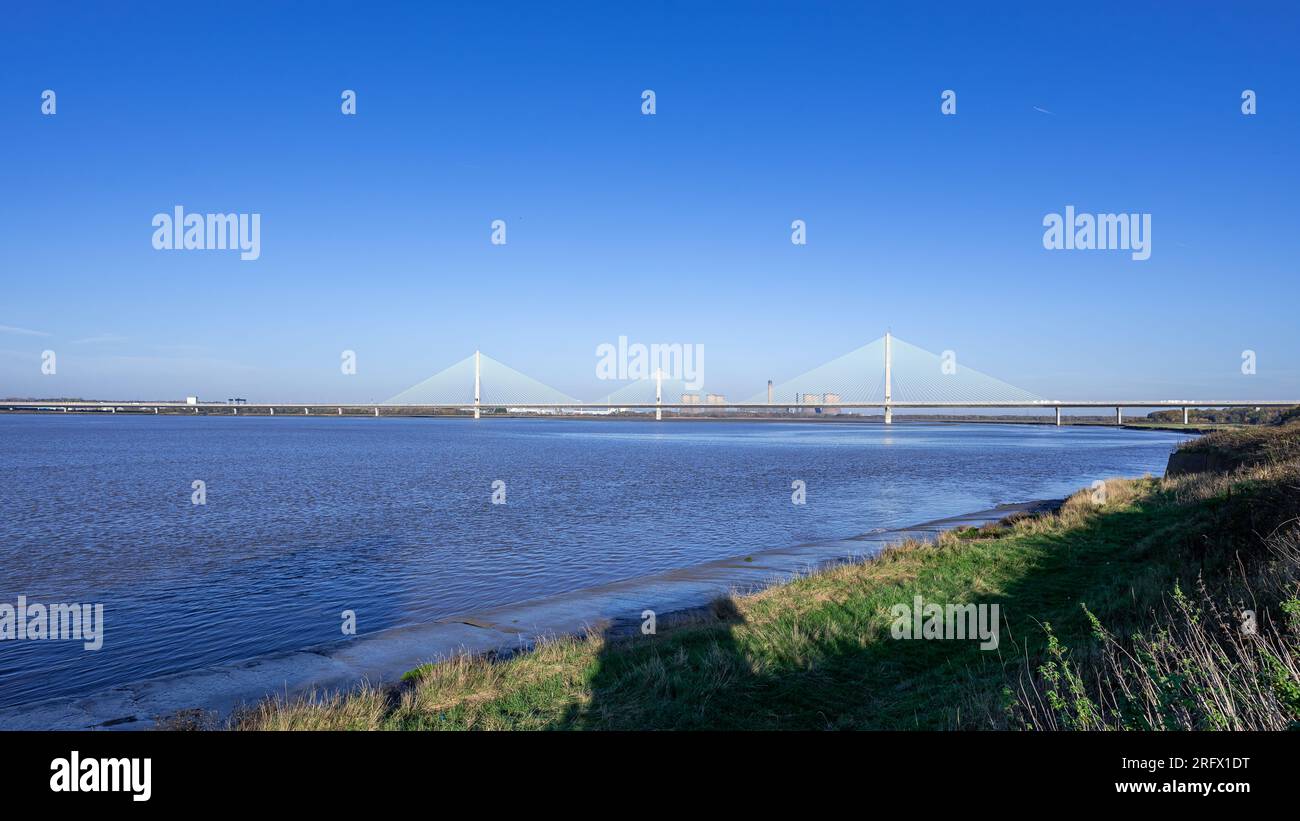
[0,324,51,337]
[1032,106,1056,116]
[72,333,128,345]
[154,343,214,355]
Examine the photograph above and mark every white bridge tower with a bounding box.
[884,331,893,425]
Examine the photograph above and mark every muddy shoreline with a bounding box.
[0,499,1063,730]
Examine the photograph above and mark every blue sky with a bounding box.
[1,1,1297,403]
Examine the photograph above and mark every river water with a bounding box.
[0,415,1190,708]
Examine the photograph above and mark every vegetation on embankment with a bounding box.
[234,424,1300,731]
[1147,405,1300,427]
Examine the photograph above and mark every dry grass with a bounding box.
[1011,545,1300,730]
[1177,418,1300,466]
[234,684,391,731]
[1009,434,1300,731]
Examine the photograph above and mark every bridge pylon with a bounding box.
[883,331,893,424]
[655,368,663,421]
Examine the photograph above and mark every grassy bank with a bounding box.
[235,424,1300,731]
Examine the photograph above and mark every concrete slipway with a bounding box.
[0,499,1059,730]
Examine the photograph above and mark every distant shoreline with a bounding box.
[0,405,1223,432]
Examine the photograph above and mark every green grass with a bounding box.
[234,425,1300,731]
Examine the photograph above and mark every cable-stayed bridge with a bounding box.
[388,351,581,407]
[738,335,1043,421]
[9,334,1297,425]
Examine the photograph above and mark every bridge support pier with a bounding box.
[374,407,379,417]
[304,407,309,415]
[338,407,343,416]
[1055,407,1061,426]
[1182,407,1189,425]
[884,405,892,424]
[1115,407,1122,425]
